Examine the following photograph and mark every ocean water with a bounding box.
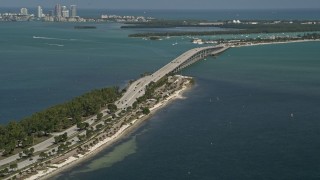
[0,21,196,123]
[1,9,320,179]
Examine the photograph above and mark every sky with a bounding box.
[1,0,320,9]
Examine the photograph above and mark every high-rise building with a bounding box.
[61,6,69,18]
[62,10,70,18]
[55,4,62,17]
[70,5,77,17]
[37,6,43,18]
[61,6,67,11]
[20,8,28,15]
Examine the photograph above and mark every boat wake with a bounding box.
[33,36,77,41]
[46,43,65,47]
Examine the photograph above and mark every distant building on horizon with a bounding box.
[37,6,43,18]
[61,6,69,18]
[61,6,67,11]
[55,4,62,17]
[70,5,77,17]
[20,8,28,15]
[62,10,70,18]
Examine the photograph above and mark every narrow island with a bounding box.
[123,19,320,38]
[0,75,194,180]
[74,26,97,29]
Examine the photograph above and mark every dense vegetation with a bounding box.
[127,22,320,37]
[213,33,320,44]
[136,76,168,103]
[300,32,320,39]
[0,87,120,156]
[121,19,206,29]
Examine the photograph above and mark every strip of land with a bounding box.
[24,76,192,180]
[124,20,320,37]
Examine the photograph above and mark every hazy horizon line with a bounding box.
[1,6,320,10]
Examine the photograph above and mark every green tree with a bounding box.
[108,104,118,113]
[39,152,47,160]
[77,134,86,142]
[27,147,35,157]
[96,124,103,130]
[142,107,150,115]
[0,168,9,177]
[132,102,138,109]
[3,141,15,156]
[54,133,68,144]
[86,129,94,138]
[23,148,29,156]
[9,163,18,171]
[77,122,89,131]
[97,113,103,121]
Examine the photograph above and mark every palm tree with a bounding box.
[29,147,35,157]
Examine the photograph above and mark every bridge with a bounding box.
[117,45,229,110]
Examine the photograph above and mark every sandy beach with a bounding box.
[24,78,191,180]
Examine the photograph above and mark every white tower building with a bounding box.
[37,6,43,18]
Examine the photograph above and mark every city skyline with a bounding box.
[1,0,320,9]
[0,4,80,22]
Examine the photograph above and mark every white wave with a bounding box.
[46,43,65,47]
[33,36,77,41]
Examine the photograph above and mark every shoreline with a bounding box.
[232,39,320,48]
[27,77,192,180]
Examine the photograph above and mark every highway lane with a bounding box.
[117,45,228,110]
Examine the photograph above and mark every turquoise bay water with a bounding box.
[1,10,320,179]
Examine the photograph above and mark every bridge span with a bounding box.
[117,45,229,110]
